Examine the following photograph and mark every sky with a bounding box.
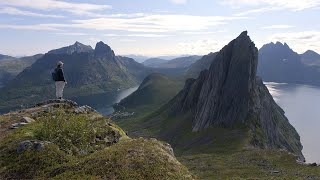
[0,0,319,57]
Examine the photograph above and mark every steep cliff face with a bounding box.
[165,31,304,160]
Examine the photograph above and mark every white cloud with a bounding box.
[269,31,320,53]
[0,0,111,16]
[61,14,246,33]
[0,7,64,18]
[177,39,229,55]
[54,32,88,36]
[235,7,280,16]
[225,0,320,15]
[262,25,295,29]
[104,33,170,38]
[0,14,246,33]
[170,0,187,4]
[0,24,60,31]
[183,30,226,35]
[223,0,320,10]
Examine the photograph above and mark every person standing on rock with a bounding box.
[52,61,67,99]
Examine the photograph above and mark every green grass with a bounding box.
[0,105,193,179]
[51,139,194,180]
[116,108,320,179]
[179,149,320,179]
[116,73,184,113]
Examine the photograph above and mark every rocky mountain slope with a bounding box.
[0,54,43,87]
[169,32,303,159]
[301,50,320,67]
[0,100,193,179]
[0,42,151,113]
[258,42,320,86]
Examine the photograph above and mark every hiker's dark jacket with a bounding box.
[55,67,65,82]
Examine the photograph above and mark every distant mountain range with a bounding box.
[258,42,320,86]
[0,54,43,87]
[301,50,320,67]
[143,56,201,69]
[0,42,151,113]
[185,52,218,78]
[0,54,15,61]
[142,58,168,68]
[1,39,320,113]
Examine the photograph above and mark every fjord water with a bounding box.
[266,82,320,163]
[71,86,138,115]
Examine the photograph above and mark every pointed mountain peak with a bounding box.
[48,42,93,55]
[94,41,115,57]
[238,30,248,37]
[161,31,304,160]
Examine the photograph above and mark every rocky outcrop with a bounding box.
[17,140,51,153]
[166,31,304,160]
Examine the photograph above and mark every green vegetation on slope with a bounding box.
[115,73,184,113]
[116,108,320,179]
[0,102,193,179]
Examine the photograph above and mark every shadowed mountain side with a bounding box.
[258,42,320,86]
[301,50,320,67]
[114,73,184,113]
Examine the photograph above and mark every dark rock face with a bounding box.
[193,31,258,130]
[94,41,115,58]
[166,31,304,160]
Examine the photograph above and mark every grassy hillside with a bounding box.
[115,73,184,113]
[116,108,320,179]
[0,100,193,179]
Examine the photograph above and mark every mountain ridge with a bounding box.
[0,41,151,113]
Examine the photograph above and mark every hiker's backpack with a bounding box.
[51,69,58,81]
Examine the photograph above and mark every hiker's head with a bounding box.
[57,61,64,67]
